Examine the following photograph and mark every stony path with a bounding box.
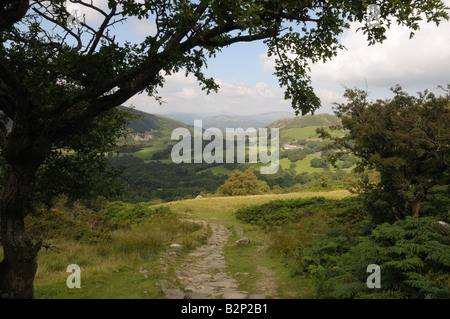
[175,221,250,299]
[158,219,266,299]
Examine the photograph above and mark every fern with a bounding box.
[303,216,450,298]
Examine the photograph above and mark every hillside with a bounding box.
[118,106,193,144]
[268,113,340,129]
[122,107,192,133]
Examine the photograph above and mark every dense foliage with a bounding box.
[319,86,450,223]
[302,216,450,299]
[25,207,114,244]
[25,198,179,243]
[108,154,228,202]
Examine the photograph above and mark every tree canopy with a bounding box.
[319,85,450,223]
[217,169,270,196]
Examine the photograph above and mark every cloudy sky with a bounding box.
[71,1,450,116]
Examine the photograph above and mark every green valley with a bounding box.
[109,110,358,203]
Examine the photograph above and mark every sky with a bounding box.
[67,0,450,117]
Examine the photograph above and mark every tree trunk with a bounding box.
[0,164,41,299]
[411,199,421,218]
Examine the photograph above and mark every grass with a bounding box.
[31,218,207,298]
[166,190,350,223]
[279,153,332,174]
[281,126,323,142]
[281,126,345,144]
[197,165,234,175]
[193,152,331,176]
[131,145,168,161]
[223,224,315,298]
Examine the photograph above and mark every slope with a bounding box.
[122,106,192,133]
[268,113,340,130]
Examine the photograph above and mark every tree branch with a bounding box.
[87,4,117,55]
[31,6,83,52]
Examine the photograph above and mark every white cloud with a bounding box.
[127,72,294,116]
[259,52,275,74]
[259,7,450,112]
[309,19,450,88]
[129,19,157,36]
[70,0,108,24]
[256,82,277,98]
[315,88,346,107]
[175,87,197,99]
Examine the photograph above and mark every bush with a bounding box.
[234,196,365,277]
[25,208,113,244]
[234,196,362,228]
[235,197,323,226]
[106,202,176,224]
[310,158,329,168]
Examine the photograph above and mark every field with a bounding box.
[130,145,168,161]
[280,126,346,144]
[126,135,338,176]
[281,126,323,142]
[280,153,331,173]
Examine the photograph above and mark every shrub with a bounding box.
[310,158,329,168]
[234,196,365,278]
[234,196,362,228]
[106,202,176,224]
[25,208,113,244]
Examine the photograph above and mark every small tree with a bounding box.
[218,169,270,196]
[316,174,331,190]
[319,85,450,223]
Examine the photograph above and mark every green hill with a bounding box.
[122,107,192,133]
[118,106,193,144]
[268,113,340,130]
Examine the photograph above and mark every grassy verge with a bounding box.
[1,202,209,299]
[223,224,315,298]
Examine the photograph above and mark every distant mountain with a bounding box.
[267,113,340,129]
[201,115,266,130]
[153,112,205,126]
[157,111,296,130]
